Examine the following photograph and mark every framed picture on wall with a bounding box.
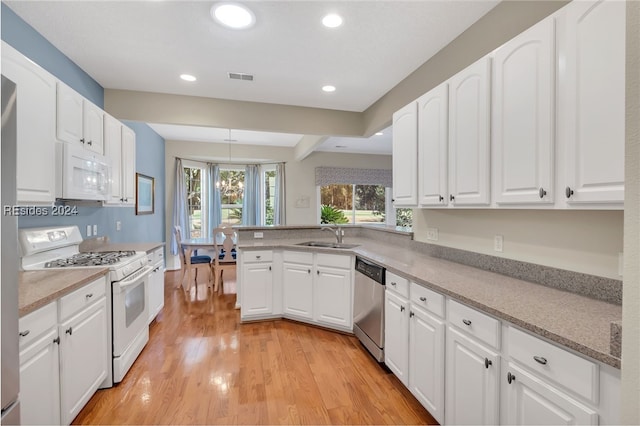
[135,173,154,215]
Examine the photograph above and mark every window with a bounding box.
[184,165,205,238]
[264,167,276,225]
[320,184,387,224]
[218,168,245,225]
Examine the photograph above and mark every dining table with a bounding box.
[180,235,237,290]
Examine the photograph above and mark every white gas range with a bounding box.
[19,226,151,386]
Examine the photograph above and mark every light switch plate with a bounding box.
[254,232,264,239]
[93,225,97,235]
[116,221,122,231]
[86,225,92,237]
[426,228,439,241]
[494,235,504,252]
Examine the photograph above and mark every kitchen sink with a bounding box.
[296,241,359,249]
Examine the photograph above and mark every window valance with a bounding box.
[315,167,392,188]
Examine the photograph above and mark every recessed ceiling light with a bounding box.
[180,74,197,82]
[322,13,343,28]
[211,2,255,29]
[322,85,336,93]
[375,132,384,136]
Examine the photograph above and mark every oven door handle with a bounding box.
[117,266,153,289]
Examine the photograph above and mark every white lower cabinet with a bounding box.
[147,247,165,323]
[503,362,597,425]
[241,262,274,317]
[282,252,314,320]
[19,303,61,426]
[445,326,500,425]
[384,289,410,385]
[409,306,445,424]
[18,277,109,426]
[314,264,351,329]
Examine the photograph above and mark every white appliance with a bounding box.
[20,226,151,386]
[56,142,111,201]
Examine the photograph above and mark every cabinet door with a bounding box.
[409,306,445,424]
[59,299,109,425]
[314,265,351,329]
[56,82,84,146]
[241,263,273,317]
[121,126,136,204]
[392,101,418,206]
[493,18,555,205]
[446,326,499,425]
[504,362,598,425]
[103,114,123,204]
[19,328,61,426]
[282,262,314,320]
[148,263,165,324]
[1,42,56,204]
[448,57,491,206]
[558,0,625,205]
[83,101,104,154]
[384,290,409,385]
[418,83,449,207]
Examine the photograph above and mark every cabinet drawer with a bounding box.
[154,247,164,264]
[283,251,313,265]
[19,302,57,349]
[447,299,500,349]
[243,250,273,263]
[386,271,409,298]
[58,277,106,321]
[316,253,351,269]
[410,282,444,318]
[507,326,599,403]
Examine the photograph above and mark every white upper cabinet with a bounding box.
[557,0,625,206]
[121,125,137,204]
[448,57,492,206]
[56,82,104,154]
[493,17,555,205]
[1,42,57,204]
[392,101,418,206]
[418,83,449,207]
[104,117,136,206]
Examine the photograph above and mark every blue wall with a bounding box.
[3,4,166,244]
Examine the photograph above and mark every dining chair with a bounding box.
[173,225,212,293]
[212,226,237,293]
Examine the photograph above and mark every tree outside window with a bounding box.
[184,167,203,238]
[219,169,244,224]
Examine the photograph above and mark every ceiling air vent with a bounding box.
[228,72,254,81]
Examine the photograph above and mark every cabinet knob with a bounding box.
[462,319,472,326]
[533,356,548,365]
[400,305,405,312]
[18,330,30,337]
[87,140,93,146]
[307,269,311,274]
[450,194,455,202]
[124,198,128,202]
[65,327,73,336]
[120,198,124,202]
[390,281,397,286]
[53,336,60,345]
[80,138,85,144]
[419,296,427,302]
[439,195,444,202]
[565,186,574,199]
[409,311,415,318]
[507,372,516,384]
[317,270,320,275]
[485,358,492,369]
[268,266,272,271]
[539,187,547,199]
[85,293,93,300]
[256,255,261,259]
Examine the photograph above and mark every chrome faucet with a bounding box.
[322,226,344,243]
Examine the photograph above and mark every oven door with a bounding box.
[112,266,151,357]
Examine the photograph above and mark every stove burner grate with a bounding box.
[44,251,137,268]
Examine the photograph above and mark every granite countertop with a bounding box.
[19,268,109,317]
[79,238,164,254]
[238,237,622,369]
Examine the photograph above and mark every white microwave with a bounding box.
[56,143,112,201]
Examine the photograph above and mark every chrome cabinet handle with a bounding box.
[539,187,547,198]
[462,319,472,326]
[507,372,516,384]
[565,186,574,199]
[18,330,30,337]
[419,296,427,302]
[485,358,492,369]
[533,356,548,365]
[66,327,73,336]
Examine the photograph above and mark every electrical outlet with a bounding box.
[86,225,92,237]
[426,228,439,241]
[116,221,122,231]
[494,235,504,252]
[93,224,97,235]
[254,232,263,239]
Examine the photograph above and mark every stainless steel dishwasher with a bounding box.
[353,256,386,362]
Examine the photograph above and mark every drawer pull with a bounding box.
[507,372,516,384]
[65,327,73,336]
[533,356,548,365]
[85,293,94,299]
[462,319,472,326]
[53,337,60,345]
[400,305,405,312]
[419,296,427,302]
[18,330,30,337]
[255,255,261,260]
[390,282,397,286]
[268,266,272,271]
[307,269,311,274]
[409,311,415,318]
[485,358,492,369]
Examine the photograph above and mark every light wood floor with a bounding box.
[73,270,438,425]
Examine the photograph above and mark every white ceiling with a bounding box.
[6,0,499,153]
